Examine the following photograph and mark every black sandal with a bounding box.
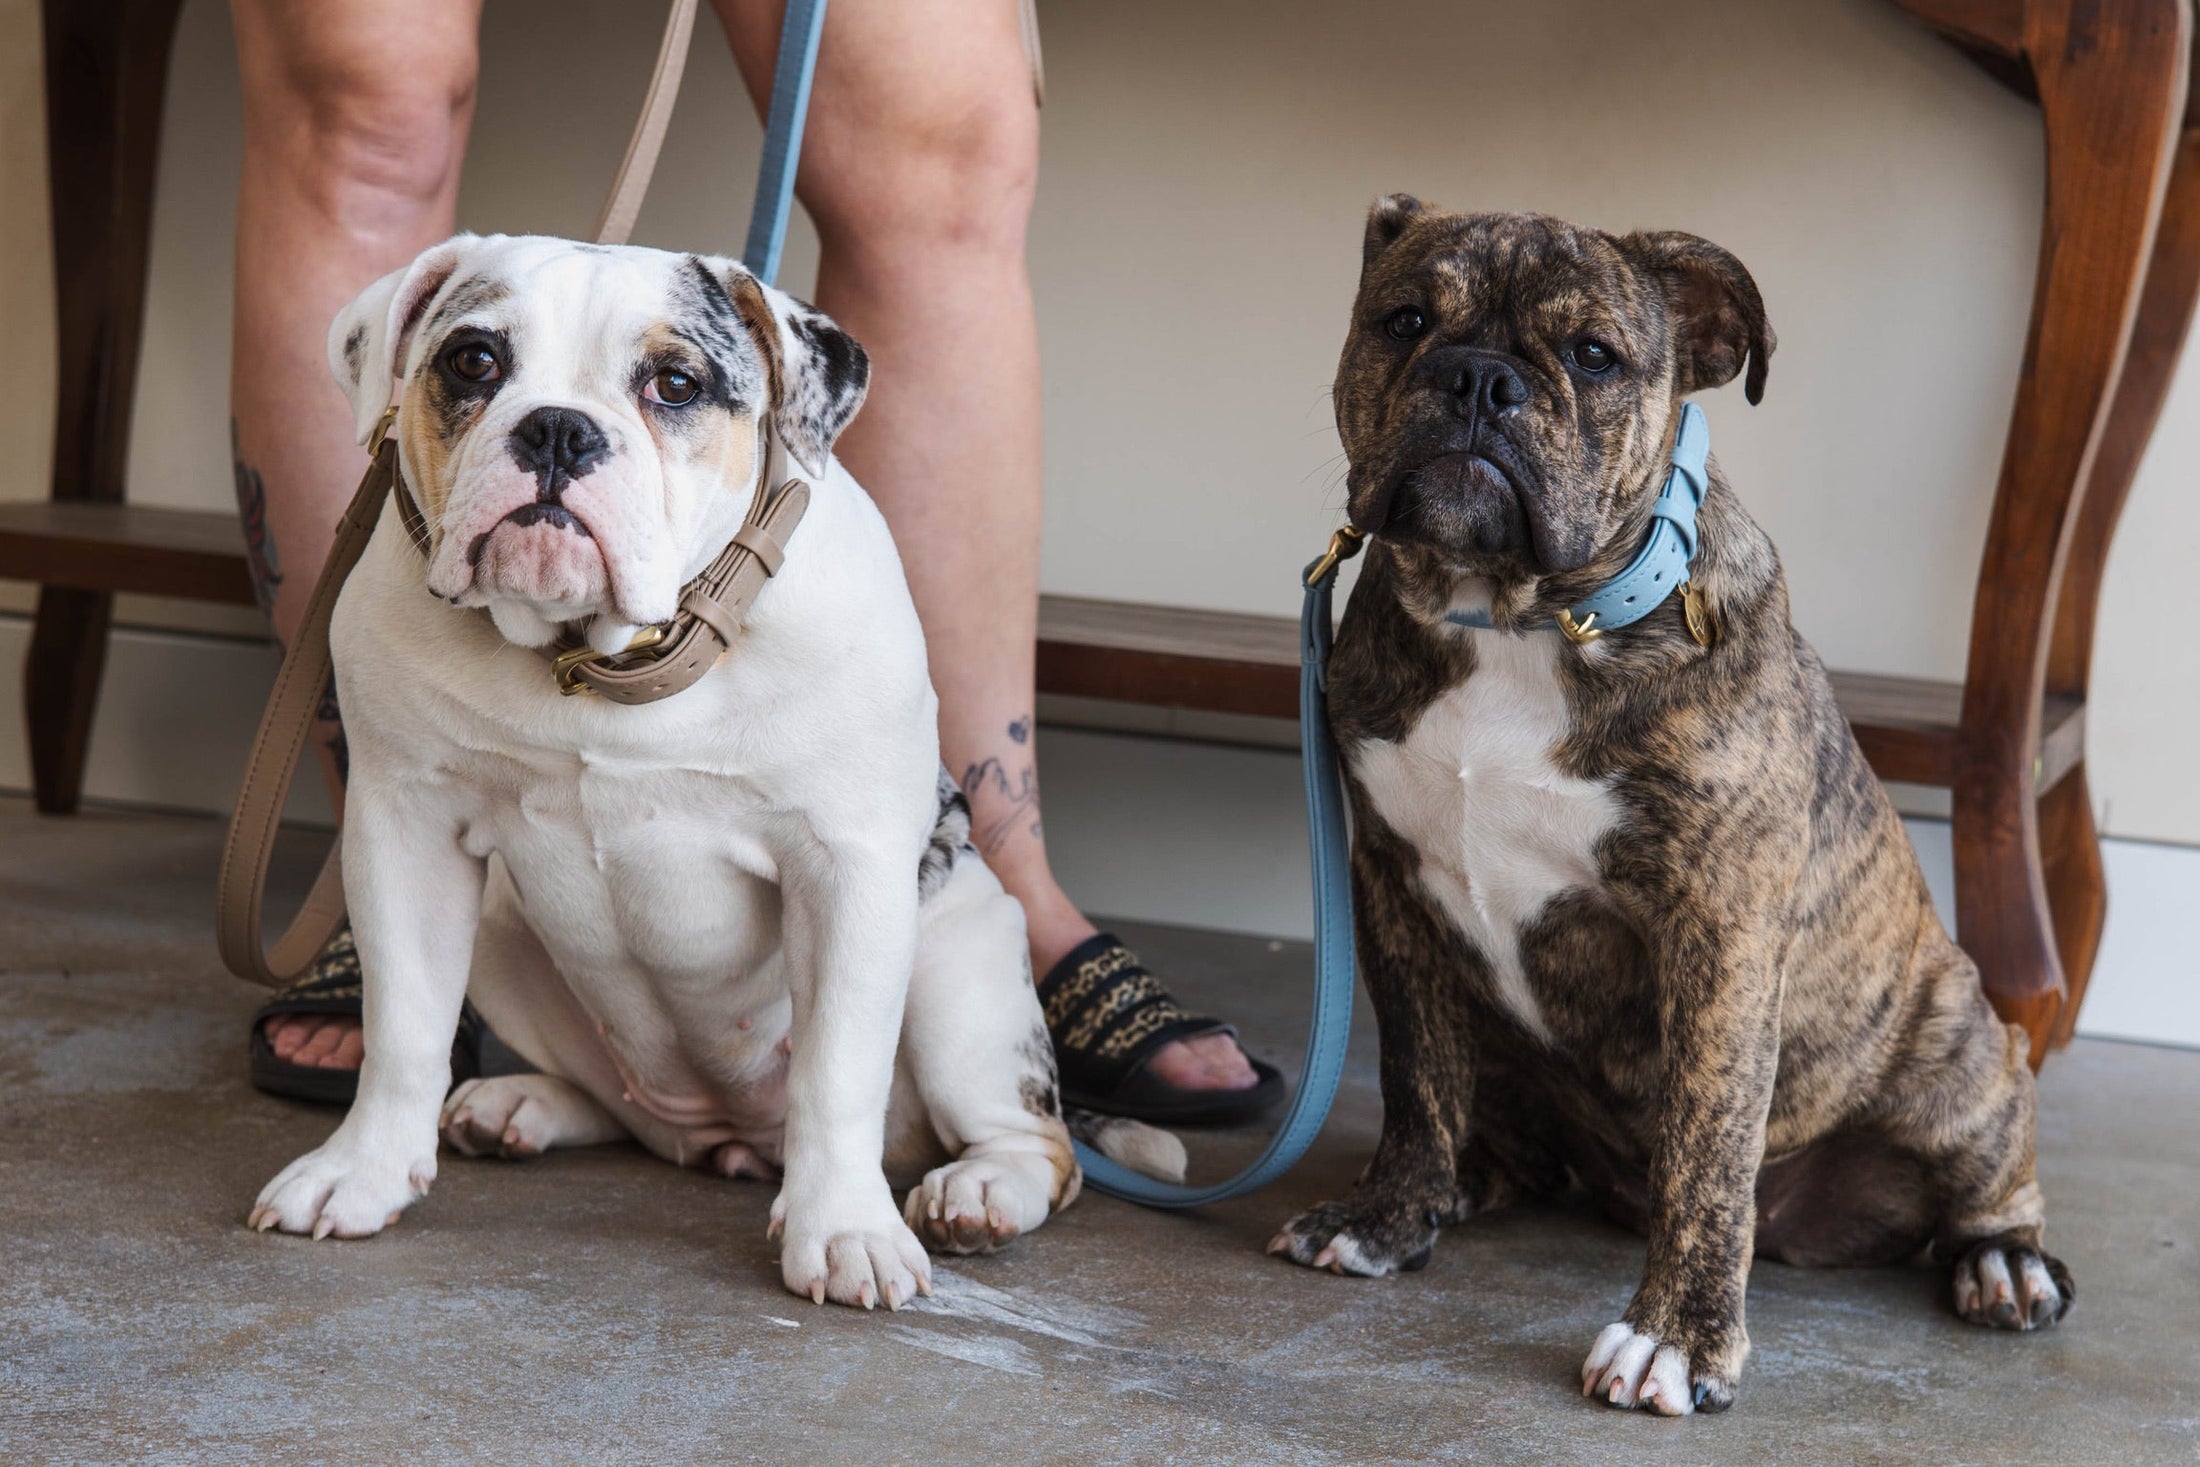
[248,922,482,1105]
[1038,932,1284,1126]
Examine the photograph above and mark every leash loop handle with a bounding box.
[215,431,398,987]
[593,0,701,246]
[1073,542,1361,1206]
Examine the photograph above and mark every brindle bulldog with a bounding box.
[1268,198,2070,1416]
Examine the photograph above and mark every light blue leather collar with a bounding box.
[1445,401,1711,643]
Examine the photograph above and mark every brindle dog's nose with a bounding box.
[509,407,609,499]
[1420,346,1531,420]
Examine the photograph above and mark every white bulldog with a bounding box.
[249,234,1178,1308]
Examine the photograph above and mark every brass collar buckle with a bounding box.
[552,624,668,696]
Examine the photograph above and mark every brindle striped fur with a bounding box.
[1273,201,2067,1415]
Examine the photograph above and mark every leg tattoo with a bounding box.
[232,421,284,633]
[962,717,1042,859]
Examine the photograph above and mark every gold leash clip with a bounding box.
[365,405,399,458]
[1555,608,1603,646]
[1306,526,1366,587]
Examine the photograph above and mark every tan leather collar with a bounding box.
[384,414,809,702]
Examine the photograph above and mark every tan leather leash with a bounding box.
[215,0,812,988]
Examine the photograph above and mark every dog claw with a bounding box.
[312,1216,336,1241]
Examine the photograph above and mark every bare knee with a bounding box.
[803,84,1038,265]
[234,0,479,220]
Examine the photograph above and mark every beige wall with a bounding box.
[1,0,2196,844]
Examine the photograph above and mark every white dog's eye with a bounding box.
[446,344,501,382]
[647,369,700,407]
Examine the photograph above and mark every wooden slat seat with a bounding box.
[0,501,257,606]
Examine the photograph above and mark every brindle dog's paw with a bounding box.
[1581,1322,1739,1417]
[1266,1196,1444,1277]
[1951,1237,2072,1330]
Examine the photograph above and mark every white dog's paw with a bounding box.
[771,1186,933,1310]
[903,1152,1053,1255]
[1580,1320,1740,1416]
[440,1074,619,1159]
[249,1142,435,1241]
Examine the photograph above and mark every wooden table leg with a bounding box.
[28,0,185,813]
[1949,0,2189,1065]
[2040,122,2200,1048]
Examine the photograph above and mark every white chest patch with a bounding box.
[1349,628,1621,1043]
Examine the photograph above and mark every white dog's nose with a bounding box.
[508,407,610,497]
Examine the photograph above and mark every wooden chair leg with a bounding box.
[1952,0,2190,1066]
[2037,124,2200,1047]
[29,0,185,813]
[23,588,114,813]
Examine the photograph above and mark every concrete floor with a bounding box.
[1,799,2195,1466]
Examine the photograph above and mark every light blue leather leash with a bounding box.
[1071,537,1365,1205]
[732,3,1704,1208]
[742,0,828,285]
[731,0,1358,1209]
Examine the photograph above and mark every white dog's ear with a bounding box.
[326,237,474,445]
[759,284,869,474]
[702,260,870,476]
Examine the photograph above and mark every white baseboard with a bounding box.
[0,615,332,827]
[2,621,2190,1048]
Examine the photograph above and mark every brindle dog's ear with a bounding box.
[1616,231,1776,404]
[1363,193,1433,272]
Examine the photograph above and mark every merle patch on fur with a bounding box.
[918,766,975,902]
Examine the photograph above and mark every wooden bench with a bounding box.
[10,0,2197,1066]
[1036,594,2089,794]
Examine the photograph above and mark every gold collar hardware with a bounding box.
[553,625,668,696]
[1680,581,1716,649]
[1306,526,1366,587]
[1555,608,1603,645]
[366,405,399,457]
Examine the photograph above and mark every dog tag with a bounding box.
[1682,582,1715,649]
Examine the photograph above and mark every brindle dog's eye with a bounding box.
[648,369,700,407]
[1384,307,1427,342]
[1570,341,1615,373]
[446,344,500,382]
